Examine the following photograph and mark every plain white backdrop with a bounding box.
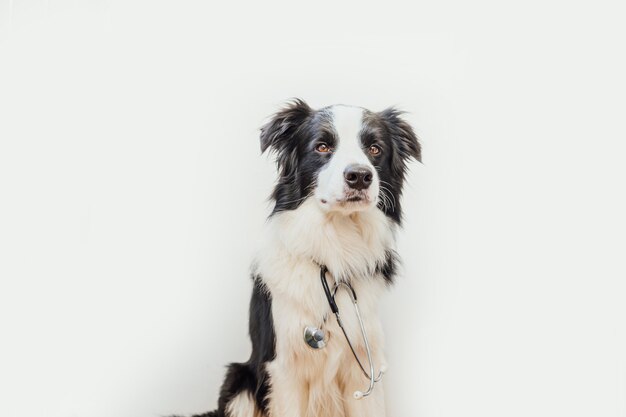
[1,1,625,416]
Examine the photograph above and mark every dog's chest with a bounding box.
[261,253,387,374]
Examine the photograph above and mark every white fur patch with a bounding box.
[315,105,380,213]
[225,391,261,417]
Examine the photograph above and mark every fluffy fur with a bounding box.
[189,99,420,417]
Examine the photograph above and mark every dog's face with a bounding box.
[261,99,420,223]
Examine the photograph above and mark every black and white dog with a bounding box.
[198,99,420,417]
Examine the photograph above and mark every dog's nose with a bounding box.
[344,164,373,190]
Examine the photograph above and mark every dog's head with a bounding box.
[261,99,420,223]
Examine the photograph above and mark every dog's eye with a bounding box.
[316,143,332,153]
[368,145,382,156]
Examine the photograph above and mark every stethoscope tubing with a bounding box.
[320,266,385,399]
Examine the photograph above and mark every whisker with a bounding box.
[378,185,396,212]
[377,186,394,212]
[379,184,397,210]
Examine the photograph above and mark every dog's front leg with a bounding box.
[265,360,306,417]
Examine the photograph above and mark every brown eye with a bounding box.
[369,145,382,156]
[316,143,331,153]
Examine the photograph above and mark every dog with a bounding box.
[195,99,420,417]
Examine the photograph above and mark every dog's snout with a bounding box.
[344,164,373,190]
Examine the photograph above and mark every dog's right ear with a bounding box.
[260,99,312,154]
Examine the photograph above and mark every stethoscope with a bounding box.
[303,265,386,399]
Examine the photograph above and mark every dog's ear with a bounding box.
[260,99,312,154]
[379,107,421,163]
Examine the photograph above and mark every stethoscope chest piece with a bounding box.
[304,326,329,349]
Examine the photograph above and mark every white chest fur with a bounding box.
[254,198,394,417]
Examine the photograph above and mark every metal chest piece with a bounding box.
[304,326,328,349]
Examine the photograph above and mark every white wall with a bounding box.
[1,1,625,417]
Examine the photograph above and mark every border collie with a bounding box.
[195,99,420,417]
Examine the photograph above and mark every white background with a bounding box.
[1,1,625,416]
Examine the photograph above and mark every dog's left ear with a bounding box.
[260,99,312,154]
[379,107,421,163]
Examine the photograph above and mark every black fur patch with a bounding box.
[376,250,399,284]
[247,277,276,412]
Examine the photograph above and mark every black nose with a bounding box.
[344,164,373,190]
